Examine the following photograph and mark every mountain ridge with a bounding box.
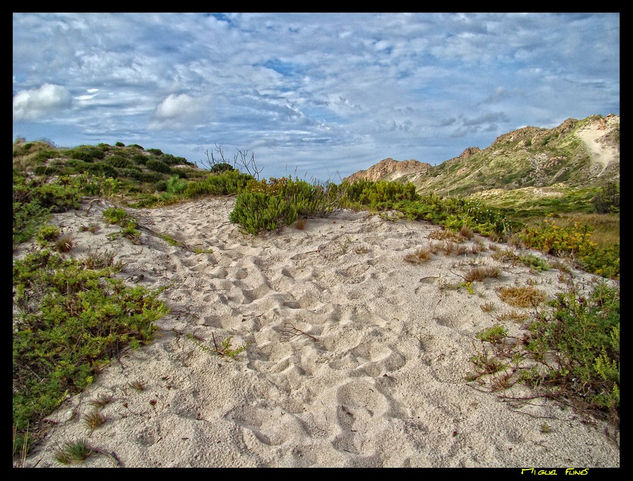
[345,114,619,197]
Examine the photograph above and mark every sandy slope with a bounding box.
[576,117,619,175]
[17,196,619,468]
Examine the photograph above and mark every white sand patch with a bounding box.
[576,117,619,175]
[18,196,619,468]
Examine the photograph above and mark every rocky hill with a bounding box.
[346,114,619,197]
[345,158,432,183]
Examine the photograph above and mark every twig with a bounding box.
[280,322,318,342]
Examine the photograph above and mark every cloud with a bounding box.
[149,93,207,130]
[13,83,72,120]
[12,13,619,181]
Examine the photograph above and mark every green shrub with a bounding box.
[518,218,619,278]
[30,149,59,164]
[106,155,131,169]
[592,182,619,214]
[166,175,186,195]
[130,153,147,165]
[476,325,508,344]
[146,158,171,173]
[229,177,335,234]
[525,283,619,419]
[35,224,61,246]
[184,170,253,198]
[12,250,169,456]
[66,146,105,162]
[229,190,295,234]
[103,207,130,225]
[211,162,235,173]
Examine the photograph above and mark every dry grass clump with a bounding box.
[55,234,73,253]
[464,266,500,283]
[294,217,306,230]
[497,285,546,308]
[496,311,529,323]
[428,229,465,243]
[428,240,484,257]
[480,302,496,313]
[404,247,432,264]
[83,410,106,432]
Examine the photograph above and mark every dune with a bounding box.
[18,196,619,468]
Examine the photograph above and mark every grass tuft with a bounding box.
[497,285,547,308]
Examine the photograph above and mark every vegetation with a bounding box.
[12,249,169,457]
[12,137,619,461]
[470,282,619,427]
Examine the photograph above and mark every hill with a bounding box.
[346,114,620,197]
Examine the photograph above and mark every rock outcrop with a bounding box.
[344,158,431,183]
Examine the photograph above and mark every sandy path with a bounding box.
[18,196,619,468]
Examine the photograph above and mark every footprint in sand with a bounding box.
[331,380,390,455]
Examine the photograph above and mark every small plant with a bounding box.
[79,224,100,234]
[404,247,432,264]
[480,302,495,313]
[468,346,508,378]
[496,311,529,323]
[129,380,145,392]
[213,333,251,359]
[35,224,61,246]
[186,333,251,360]
[89,394,113,409]
[497,285,546,308]
[103,207,129,225]
[192,247,214,254]
[464,266,500,283]
[428,229,465,243]
[295,217,306,230]
[460,281,475,295]
[519,254,550,272]
[55,234,73,253]
[83,410,106,432]
[159,232,181,246]
[476,325,508,344]
[54,439,93,465]
[540,423,552,434]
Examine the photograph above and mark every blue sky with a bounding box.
[13,12,620,181]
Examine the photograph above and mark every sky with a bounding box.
[13,12,620,181]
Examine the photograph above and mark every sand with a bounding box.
[16,196,619,468]
[576,116,619,175]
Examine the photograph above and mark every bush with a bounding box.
[12,250,169,456]
[67,146,105,162]
[184,170,253,198]
[229,190,295,235]
[35,224,61,246]
[229,177,335,234]
[518,218,619,278]
[106,155,131,169]
[130,154,147,165]
[592,182,619,214]
[146,158,171,174]
[525,283,619,419]
[211,162,235,173]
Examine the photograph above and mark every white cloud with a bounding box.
[154,93,198,119]
[149,93,207,130]
[13,83,72,120]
